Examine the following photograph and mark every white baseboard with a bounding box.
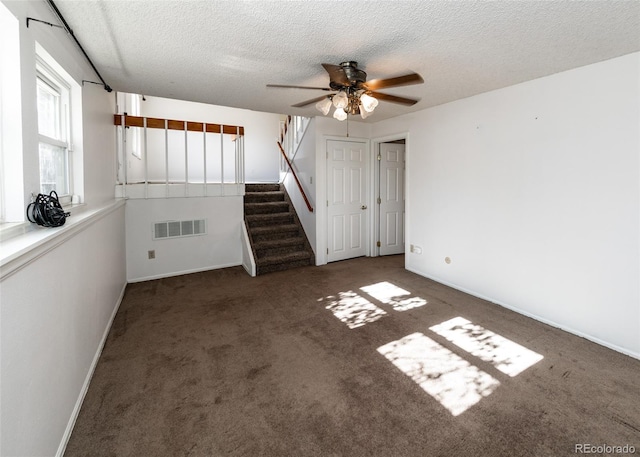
[406,266,640,361]
[55,281,127,457]
[127,261,242,283]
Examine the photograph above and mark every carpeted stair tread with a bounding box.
[256,250,313,267]
[245,212,293,227]
[245,183,281,192]
[253,237,306,250]
[244,201,290,215]
[249,224,299,235]
[254,237,307,258]
[244,191,285,203]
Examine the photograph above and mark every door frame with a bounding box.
[316,132,409,265]
[371,132,409,257]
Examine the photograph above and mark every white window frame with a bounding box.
[0,1,22,225]
[0,74,5,223]
[36,56,72,205]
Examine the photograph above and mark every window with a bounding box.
[0,1,22,224]
[36,59,71,200]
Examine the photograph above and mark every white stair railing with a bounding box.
[115,114,245,199]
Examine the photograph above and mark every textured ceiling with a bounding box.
[53,0,640,122]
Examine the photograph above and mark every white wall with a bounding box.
[134,96,282,183]
[283,118,317,252]
[125,197,243,282]
[1,205,126,457]
[0,1,127,455]
[372,53,640,357]
[82,85,119,205]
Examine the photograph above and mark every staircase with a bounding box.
[244,184,315,275]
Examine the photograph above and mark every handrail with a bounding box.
[114,114,244,135]
[277,141,313,213]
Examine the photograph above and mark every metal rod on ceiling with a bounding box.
[44,0,113,93]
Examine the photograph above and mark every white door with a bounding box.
[378,142,405,256]
[327,140,368,262]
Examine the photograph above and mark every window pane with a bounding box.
[39,142,68,195]
[37,78,60,139]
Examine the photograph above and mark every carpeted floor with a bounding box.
[65,255,639,457]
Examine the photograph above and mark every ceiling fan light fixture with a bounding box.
[360,93,379,113]
[333,107,347,121]
[315,97,332,115]
[268,62,423,121]
[332,90,348,109]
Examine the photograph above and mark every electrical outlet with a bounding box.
[148,250,155,259]
[410,244,422,254]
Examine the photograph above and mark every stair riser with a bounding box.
[256,244,306,258]
[245,184,281,192]
[257,258,313,275]
[244,203,290,215]
[252,229,300,243]
[244,193,284,203]
[246,215,294,228]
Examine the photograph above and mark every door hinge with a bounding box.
[327,248,329,254]
[377,197,381,204]
[377,153,381,161]
[376,241,381,247]
[326,200,329,207]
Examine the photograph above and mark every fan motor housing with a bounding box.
[329,61,367,90]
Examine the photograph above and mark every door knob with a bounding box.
[361,205,368,210]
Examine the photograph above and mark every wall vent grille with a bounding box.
[153,219,206,240]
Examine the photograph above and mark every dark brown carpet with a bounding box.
[65,255,639,457]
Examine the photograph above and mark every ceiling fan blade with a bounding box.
[267,84,331,91]
[291,95,331,108]
[369,91,420,106]
[321,63,350,87]
[364,73,424,91]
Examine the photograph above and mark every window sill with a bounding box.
[0,199,125,280]
[0,202,86,241]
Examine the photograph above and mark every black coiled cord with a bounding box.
[26,191,70,227]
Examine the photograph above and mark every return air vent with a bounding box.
[153,219,206,240]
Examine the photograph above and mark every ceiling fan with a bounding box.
[267,61,423,120]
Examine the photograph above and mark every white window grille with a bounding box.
[36,58,71,201]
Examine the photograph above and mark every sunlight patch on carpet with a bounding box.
[360,281,427,311]
[378,332,500,416]
[429,317,544,377]
[323,291,387,329]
